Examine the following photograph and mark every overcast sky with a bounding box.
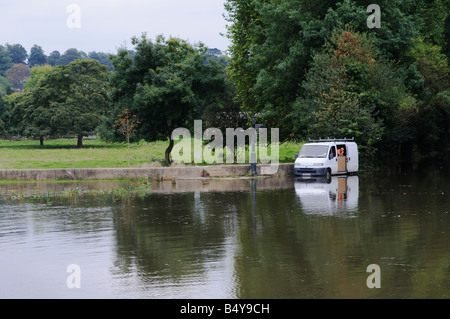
[0,0,230,55]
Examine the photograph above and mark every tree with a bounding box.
[9,89,53,145]
[23,64,52,90]
[114,108,140,166]
[88,51,114,71]
[0,95,11,134]
[47,50,60,66]
[45,59,110,147]
[223,0,420,135]
[0,45,13,76]
[106,35,226,163]
[57,48,87,65]
[0,75,12,96]
[405,37,450,162]
[28,45,47,67]
[223,0,371,142]
[295,28,420,166]
[202,76,248,132]
[5,63,31,91]
[224,0,263,118]
[6,43,28,64]
[444,10,450,61]
[12,59,110,147]
[224,0,450,168]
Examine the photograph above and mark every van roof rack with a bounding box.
[308,137,354,142]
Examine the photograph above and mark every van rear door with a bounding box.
[346,143,358,172]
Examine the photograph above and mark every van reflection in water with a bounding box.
[294,175,359,216]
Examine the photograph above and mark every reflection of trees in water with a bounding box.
[111,192,240,287]
[109,173,449,298]
[236,175,450,298]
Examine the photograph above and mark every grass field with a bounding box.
[0,138,303,169]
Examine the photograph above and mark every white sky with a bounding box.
[0,0,231,55]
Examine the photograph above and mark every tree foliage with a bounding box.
[0,45,13,77]
[28,45,48,67]
[225,0,450,168]
[11,59,110,147]
[5,63,31,91]
[5,43,28,64]
[0,95,11,135]
[104,35,226,163]
[0,75,12,96]
[23,64,53,90]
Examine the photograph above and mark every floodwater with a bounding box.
[0,171,448,299]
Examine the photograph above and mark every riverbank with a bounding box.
[0,139,302,169]
[0,163,294,181]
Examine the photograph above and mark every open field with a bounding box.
[0,138,303,170]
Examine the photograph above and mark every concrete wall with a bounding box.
[0,164,294,181]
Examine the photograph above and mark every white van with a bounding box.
[294,139,358,179]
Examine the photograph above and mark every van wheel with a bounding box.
[326,168,331,183]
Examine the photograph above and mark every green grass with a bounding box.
[0,138,303,169]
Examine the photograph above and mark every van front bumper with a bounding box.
[294,167,327,177]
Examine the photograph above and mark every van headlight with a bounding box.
[313,163,323,166]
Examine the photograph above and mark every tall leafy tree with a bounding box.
[12,59,110,147]
[57,48,87,65]
[444,11,450,61]
[45,59,110,147]
[405,37,450,162]
[6,43,28,64]
[0,95,10,134]
[106,35,226,163]
[0,45,13,76]
[9,89,53,145]
[88,51,114,71]
[225,0,450,168]
[28,45,47,67]
[47,51,60,66]
[296,29,415,165]
[0,75,12,95]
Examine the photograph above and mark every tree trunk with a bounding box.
[40,136,44,146]
[77,135,83,148]
[127,135,130,167]
[165,137,174,164]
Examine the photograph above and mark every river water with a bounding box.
[0,171,448,299]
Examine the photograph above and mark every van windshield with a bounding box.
[299,145,329,158]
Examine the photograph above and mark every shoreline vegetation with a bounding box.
[0,178,153,202]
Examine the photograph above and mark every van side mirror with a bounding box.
[295,154,298,160]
